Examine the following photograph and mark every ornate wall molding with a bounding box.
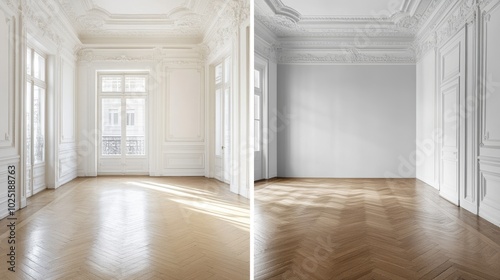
[21,0,64,47]
[415,0,479,61]
[264,0,301,23]
[76,48,203,65]
[278,48,415,64]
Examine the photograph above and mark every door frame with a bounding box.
[213,57,232,184]
[437,27,467,206]
[96,72,149,175]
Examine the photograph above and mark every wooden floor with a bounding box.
[0,176,249,280]
[255,178,500,280]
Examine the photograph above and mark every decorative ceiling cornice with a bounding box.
[414,0,479,60]
[256,0,489,64]
[255,0,425,40]
[264,0,301,22]
[57,0,229,44]
[278,48,416,64]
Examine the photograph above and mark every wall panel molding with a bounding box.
[0,11,15,149]
[165,67,204,142]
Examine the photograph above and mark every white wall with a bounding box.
[277,64,416,178]
[76,52,205,177]
[416,50,437,188]
[477,0,500,226]
[0,0,79,218]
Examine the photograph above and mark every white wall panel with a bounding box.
[61,60,76,143]
[0,11,14,149]
[478,1,500,226]
[277,64,416,178]
[166,68,204,142]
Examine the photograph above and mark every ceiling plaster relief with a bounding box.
[72,0,249,65]
[257,0,485,64]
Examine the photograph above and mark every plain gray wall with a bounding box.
[277,64,416,178]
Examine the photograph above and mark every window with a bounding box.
[99,74,147,156]
[109,109,119,126]
[126,109,135,126]
[254,69,262,152]
[26,47,46,164]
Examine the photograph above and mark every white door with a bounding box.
[214,58,231,183]
[254,68,264,181]
[25,47,47,197]
[98,74,148,174]
[438,29,465,206]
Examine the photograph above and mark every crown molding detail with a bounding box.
[264,0,301,22]
[57,0,238,44]
[76,47,204,65]
[256,0,490,64]
[414,0,479,60]
[203,0,249,62]
[255,0,425,40]
[5,0,80,55]
[278,48,415,64]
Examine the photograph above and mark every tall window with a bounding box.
[99,74,147,156]
[26,47,46,164]
[254,69,262,152]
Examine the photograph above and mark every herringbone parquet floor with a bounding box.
[0,176,249,280]
[254,178,500,280]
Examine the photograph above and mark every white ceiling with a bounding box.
[58,0,222,45]
[256,0,432,40]
[92,0,186,15]
[281,0,406,17]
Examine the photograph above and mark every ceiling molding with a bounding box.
[278,48,416,64]
[414,0,479,60]
[264,0,301,22]
[58,0,229,44]
[255,0,427,41]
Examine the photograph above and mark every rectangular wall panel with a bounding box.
[0,12,13,148]
[166,68,204,142]
[164,153,205,169]
[479,1,500,226]
[61,60,76,142]
[482,4,500,148]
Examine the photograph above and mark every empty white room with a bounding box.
[255,0,500,278]
[0,0,251,279]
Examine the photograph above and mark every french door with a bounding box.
[254,67,264,181]
[98,74,148,174]
[215,58,231,183]
[25,47,46,197]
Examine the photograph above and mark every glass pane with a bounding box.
[224,57,231,83]
[33,86,45,163]
[254,94,260,120]
[101,98,122,155]
[125,76,146,92]
[215,89,222,157]
[215,63,222,85]
[26,82,32,165]
[255,120,261,152]
[33,52,45,81]
[254,69,260,89]
[126,98,146,155]
[27,49,32,75]
[102,76,122,92]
